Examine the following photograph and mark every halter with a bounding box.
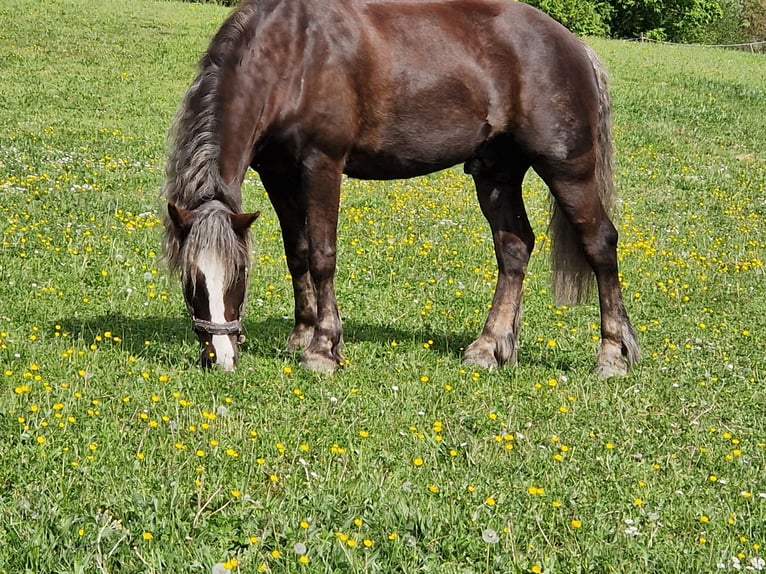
[191,316,243,336]
[189,297,247,345]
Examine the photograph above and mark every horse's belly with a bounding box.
[345,122,490,180]
[344,149,470,180]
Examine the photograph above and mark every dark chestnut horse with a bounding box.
[162,0,640,375]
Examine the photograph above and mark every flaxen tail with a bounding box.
[549,42,616,306]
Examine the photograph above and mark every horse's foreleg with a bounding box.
[463,165,534,369]
[299,153,344,373]
[260,167,317,351]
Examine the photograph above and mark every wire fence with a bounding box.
[635,35,766,53]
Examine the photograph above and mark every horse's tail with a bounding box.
[549,42,616,306]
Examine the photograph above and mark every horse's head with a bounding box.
[165,202,259,371]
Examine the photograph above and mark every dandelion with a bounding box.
[571,519,582,529]
[293,542,307,555]
[413,457,424,467]
[482,528,500,544]
[142,532,153,541]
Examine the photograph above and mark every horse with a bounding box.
[161,0,640,375]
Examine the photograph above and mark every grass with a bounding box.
[1,0,765,572]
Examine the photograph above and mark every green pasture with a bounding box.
[1,0,765,572]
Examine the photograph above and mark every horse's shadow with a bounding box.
[57,313,473,365]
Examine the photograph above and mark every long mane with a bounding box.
[160,1,259,278]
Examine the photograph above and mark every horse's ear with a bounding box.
[166,203,196,237]
[230,211,260,235]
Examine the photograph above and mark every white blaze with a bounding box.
[197,249,236,371]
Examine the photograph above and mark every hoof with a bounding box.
[300,349,337,374]
[462,340,499,369]
[594,341,630,377]
[592,357,629,377]
[287,325,314,351]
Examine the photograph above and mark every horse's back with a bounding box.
[340,1,597,178]
[242,0,600,179]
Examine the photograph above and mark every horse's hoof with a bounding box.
[462,338,501,369]
[287,325,314,351]
[300,350,337,374]
[462,348,498,370]
[592,358,629,377]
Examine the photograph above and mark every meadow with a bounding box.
[1,0,765,572]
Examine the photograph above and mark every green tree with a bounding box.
[523,0,611,35]
[607,0,724,41]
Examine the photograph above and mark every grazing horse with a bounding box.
[161,0,640,375]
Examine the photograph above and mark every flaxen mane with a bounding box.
[160,1,258,282]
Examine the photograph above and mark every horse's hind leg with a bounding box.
[463,159,534,368]
[542,168,639,376]
[258,165,317,351]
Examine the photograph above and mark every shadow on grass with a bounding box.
[57,314,463,361]
[57,314,578,371]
